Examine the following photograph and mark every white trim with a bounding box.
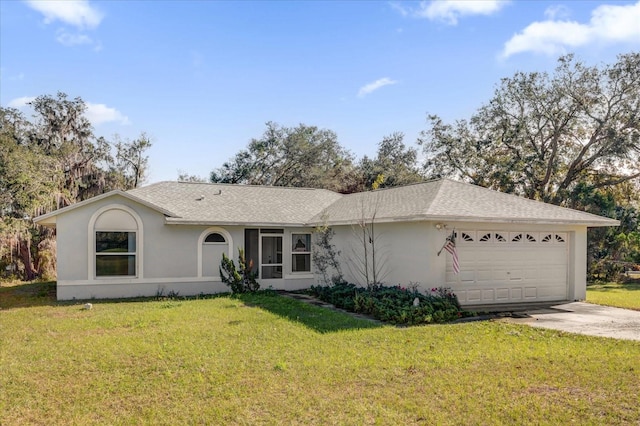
[88,204,144,280]
[290,232,312,274]
[197,227,233,278]
[317,215,619,227]
[35,189,177,226]
[284,274,314,280]
[259,231,284,279]
[58,276,222,286]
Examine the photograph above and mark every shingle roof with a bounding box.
[127,181,343,226]
[35,179,620,227]
[311,179,619,226]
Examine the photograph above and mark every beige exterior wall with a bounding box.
[54,195,589,304]
[55,195,315,300]
[330,221,444,290]
[329,221,588,305]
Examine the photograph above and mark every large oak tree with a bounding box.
[420,52,640,205]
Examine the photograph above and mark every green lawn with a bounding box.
[587,280,640,310]
[1,282,639,425]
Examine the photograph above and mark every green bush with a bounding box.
[309,283,465,325]
[220,249,260,294]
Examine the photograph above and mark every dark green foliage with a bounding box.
[309,282,464,325]
[220,249,260,294]
[359,132,424,190]
[0,93,152,281]
[421,53,640,204]
[570,182,640,280]
[210,121,360,193]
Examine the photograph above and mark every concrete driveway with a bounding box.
[512,302,640,341]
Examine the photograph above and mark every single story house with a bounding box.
[35,179,618,306]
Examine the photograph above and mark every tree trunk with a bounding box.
[19,238,37,281]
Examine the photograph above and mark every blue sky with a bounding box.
[2,0,639,183]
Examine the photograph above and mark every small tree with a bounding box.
[347,194,389,288]
[219,248,259,293]
[312,222,343,284]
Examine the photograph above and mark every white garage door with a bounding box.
[445,231,568,305]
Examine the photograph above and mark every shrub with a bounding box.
[220,249,260,294]
[309,283,465,325]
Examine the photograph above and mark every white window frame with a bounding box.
[88,204,144,280]
[260,230,283,279]
[95,231,137,277]
[291,233,312,274]
[197,227,233,278]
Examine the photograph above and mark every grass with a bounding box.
[587,279,640,310]
[0,280,57,309]
[1,282,639,425]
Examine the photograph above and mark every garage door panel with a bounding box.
[511,288,523,300]
[466,289,482,302]
[458,271,475,282]
[496,288,509,300]
[493,270,510,281]
[476,268,493,282]
[482,289,495,301]
[524,287,538,298]
[509,270,523,280]
[523,267,539,280]
[447,229,568,305]
[540,266,566,280]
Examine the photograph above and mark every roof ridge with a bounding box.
[335,178,443,200]
[139,180,341,194]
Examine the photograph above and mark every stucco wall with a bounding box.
[330,222,441,289]
[54,195,589,303]
[54,195,316,300]
[329,221,588,304]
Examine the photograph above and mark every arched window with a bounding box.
[198,227,232,278]
[204,233,226,243]
[91,206,142,278]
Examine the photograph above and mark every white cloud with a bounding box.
[56,29,93,46]
[7,96,36,108]
[24,0,103,29]
[415,0,509,25]
[544,5,570,20]
[389,2,410,17]
[358,78,398,97]
[85,103,130,125]
[502,1,640,58]
[5,97,128,126]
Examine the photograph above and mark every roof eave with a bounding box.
[33,190,179,226]
[164,218,312,228]
[311,214,620,227]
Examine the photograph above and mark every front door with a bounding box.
[261,234,283,278]
[245,229,283,279]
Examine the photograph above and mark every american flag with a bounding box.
[439,231,459,274]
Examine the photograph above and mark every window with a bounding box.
[96,231,136,276]
[204,232,226,243]
[459,232,474,242]
[292,233,311,272]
